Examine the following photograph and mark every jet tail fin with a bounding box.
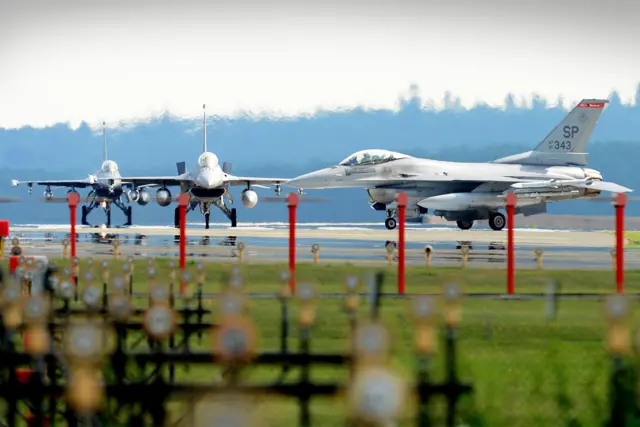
[492,98,608,166]
[222,162,232,174]
[102,121,108,162]
[533,99,608,154]
[176,161,186,175]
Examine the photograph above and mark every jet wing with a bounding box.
[118,175,190,187]
[225,175,289,186]
[11,178,94,188]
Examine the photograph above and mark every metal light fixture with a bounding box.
[143,305,177,340]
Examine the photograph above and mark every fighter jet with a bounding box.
[118,105,289,229]
[286,99,632,231]
[11,123,150,227]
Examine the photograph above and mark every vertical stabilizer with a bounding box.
[176,161,187,175]
[103,121,108,162]
[203,104,207,153]
[492,98,608,166]
[533,99,608,154]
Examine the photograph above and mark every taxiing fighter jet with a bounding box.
[286,99,632,231]
[11,123,151,227]
[118,105,289,229]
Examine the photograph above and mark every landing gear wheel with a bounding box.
[174,207,180,228]
[106,208,112,228]
[81,206,89,226]
[489,212,506,231]
[204,212,210,229]
[230,208,237,228]
[456,220,473,230]
[385,217,397,230]
[124,206,132,227]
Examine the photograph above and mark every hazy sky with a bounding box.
[1,0,639,129]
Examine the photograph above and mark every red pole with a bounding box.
[615,192,627,293]
[67,193,79,259]
[397,192,407,295]
[178,194,189,279]
[506,193,516,294]
[287,193,299,293]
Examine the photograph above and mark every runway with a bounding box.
[6,222,635,270]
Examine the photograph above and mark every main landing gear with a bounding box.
[454,212,506,231]
[81,191,132,227]
[488,212,506,231]
[384,208,398,230]
[173,197,238,229]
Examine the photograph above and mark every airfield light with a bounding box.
[219,293,245,317]
[214,316,258,364]
[311,243,320,264]
[279,271,291,299]
[82,285,102,310]
[237,242,246,263]
[108,294,132,322]
[196,262,205,286]
[411,295,438,355]
[345,275,360,313]
[443,283,462,327]
[143,304,177,340]
[64,322,106,363]
[23,295,50,324]
[111,239,120,260]
[424,245,434,267]
[535,247,544,269]
[460,245,469,268]
[150,284,170,305]
[296,282,316,327]
[111,275,127,294]
[352,321,390,365]
[605,294,630,355]
[347,366,406,425]
[57,280,75,300]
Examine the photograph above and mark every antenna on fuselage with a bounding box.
[103,121,107,162]
[203,104,207,153]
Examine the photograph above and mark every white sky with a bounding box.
[1,0,640,129]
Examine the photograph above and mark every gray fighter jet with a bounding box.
[286,99,632,230]
[118,105,289,229]
[11,123,148,227]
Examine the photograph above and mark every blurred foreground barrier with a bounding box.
[0,260,473,426]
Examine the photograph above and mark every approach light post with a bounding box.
[505,193,517,294]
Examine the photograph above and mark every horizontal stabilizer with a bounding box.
[571,180,632,193]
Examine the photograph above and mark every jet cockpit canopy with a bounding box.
[198,152,219,169]
[338,149,410,166]
[100,160,119,174]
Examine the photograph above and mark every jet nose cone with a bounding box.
[285,170,329,189]
[196,169,222,189]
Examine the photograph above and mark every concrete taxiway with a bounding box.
[6,224,634,270]
[11,225,619,247]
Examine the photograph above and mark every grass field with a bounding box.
[626,231,640,248]
[5,259,640,426]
